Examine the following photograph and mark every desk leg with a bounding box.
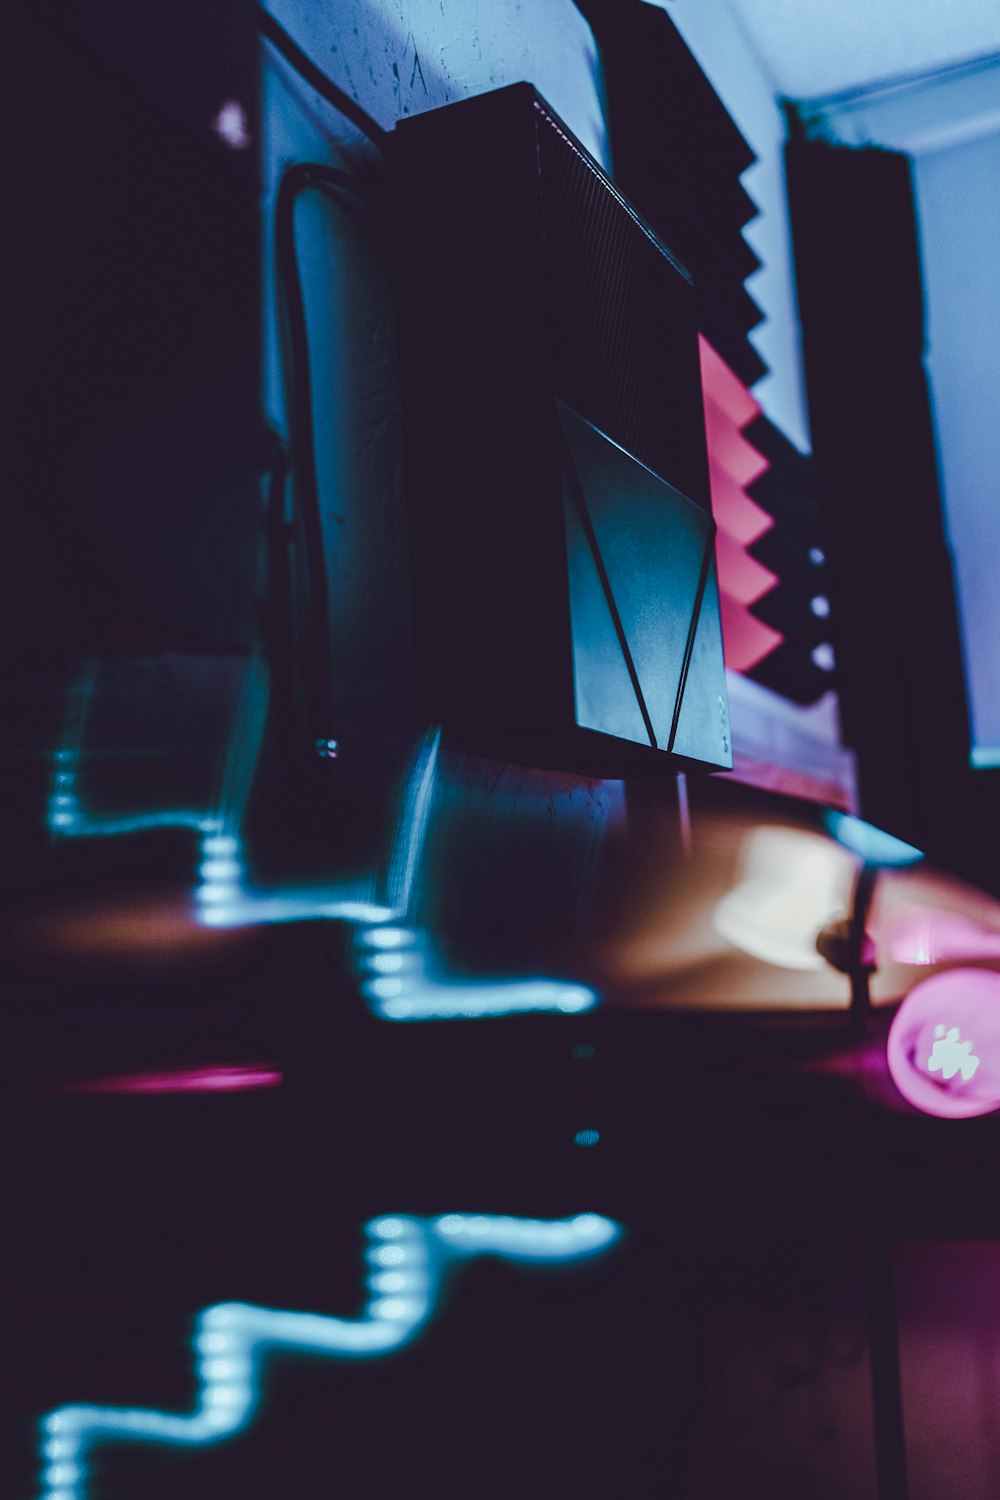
[867,1235,909,1500]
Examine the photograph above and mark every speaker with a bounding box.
[392,83,731,775]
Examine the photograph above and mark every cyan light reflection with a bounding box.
[385,726,441,917]
[824,811,924,867]
[38,1212,619,1500]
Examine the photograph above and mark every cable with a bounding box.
[258,9,389,152]
[847,861,878,1034]
[841,860,909,1500]
[274,163,379,740]
[260,17,388,741]
[258,425,293,671]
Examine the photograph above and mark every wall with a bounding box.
[915,129,1000,768]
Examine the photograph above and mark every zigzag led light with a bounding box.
[49,708,595,1021]
[38,1213,620,1500]
[49,745,249,917]
[47,748,220,841]
[355,926,596,1020]
[196,729,597,1021]
[46,660,268,906]
[191,725,445,930]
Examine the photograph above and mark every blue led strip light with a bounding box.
[355,925,596,1019]
[46,660,270,907]
[194,726,444,929]
[50,741,247,913]
[47,747,219,840]
[52,739,249,918]
[38,1213,619,1500]
[192,726,598,1019]
[49,693,596,1018]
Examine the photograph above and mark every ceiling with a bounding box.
[723,0,1000,101]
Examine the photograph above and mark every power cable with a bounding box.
[274,162,379,740]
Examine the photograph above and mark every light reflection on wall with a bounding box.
[596,804,858,1011]
[712,826,854,971]
[38,1212,620,1500]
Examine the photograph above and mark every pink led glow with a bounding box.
[704,420,769,491]
[699,334,782,676]
[719,593,785,674]
[699,337,759,426]
[884,904,1000,966]
[714,529,779,606]
[57,1065,282,1096]
[707,467,774,545]
[886,969,1000,1118]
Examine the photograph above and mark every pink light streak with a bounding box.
[55,1065,282,1096]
